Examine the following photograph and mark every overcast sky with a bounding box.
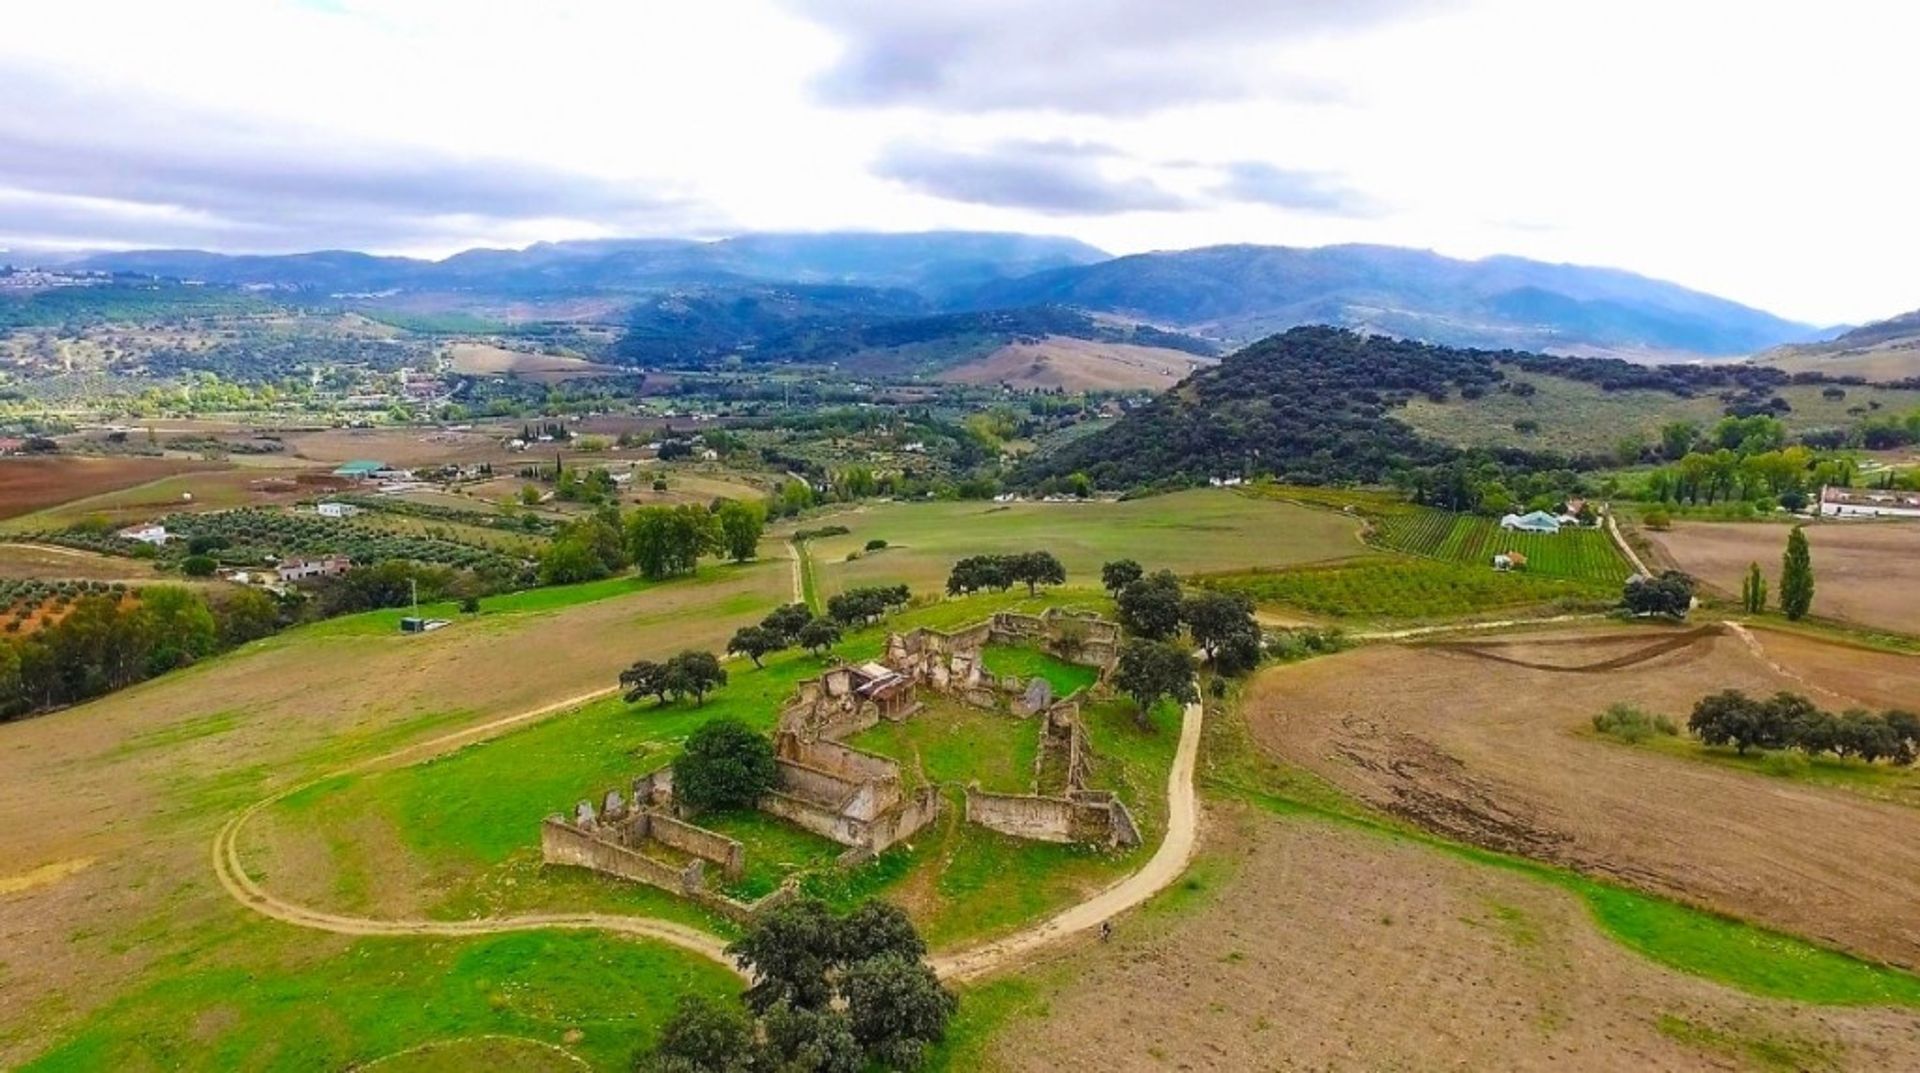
[1,0,1913,324]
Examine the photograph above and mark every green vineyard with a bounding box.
[1374,509,1632,584]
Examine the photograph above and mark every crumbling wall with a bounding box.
[865,784,941,853]
[784,736,897,783]
[645,813,745,879]
[965,787,1077,843]
[631,767,674,810]
[760,790,863,845]
[542,817,703,893]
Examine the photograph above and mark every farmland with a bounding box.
[801,489,1368,599]
[1245,625,1920,970]
[1376,508,1633,584]
[0,456,229,520]
[1198,556,1612,623]
[1645,519,1920,634]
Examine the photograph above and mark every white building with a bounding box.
[116,523,169,546]
[1819,485,1920,520]
[277,555,354,583]
[316,502,360,518]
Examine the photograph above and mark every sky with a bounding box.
[0,0,1914,325]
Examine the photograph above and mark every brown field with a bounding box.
[0,542,162,582]
[986,807,1920,1072]
[0,467,334,532]
[446,342,626,383]
[0,560,788,1063]
[0,456,227,519]
[1646,520,1920,634]
[1759,338,1920,383]
[937,335,1212,392]
[1245,625,1920,968]
[282,426,511,467]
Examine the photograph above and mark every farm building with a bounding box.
[277,555,353,582]
[1491,551,1529,572]
[316,501,360,518]
[332,460,386,480]
[1499,511,1562,534]
[1818,485,1920,520]
[116,523,169,546]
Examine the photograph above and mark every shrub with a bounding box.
[1591,702,1678,743]
[1643,508,1672,530]
[1761,751,1810,779]
[864,538,888,551]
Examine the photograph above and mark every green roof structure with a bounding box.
[332,459,385,477]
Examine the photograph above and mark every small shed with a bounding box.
[1500,511,1562,534]
[333,460,386,479]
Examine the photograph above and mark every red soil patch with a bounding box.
[0,457,226,519]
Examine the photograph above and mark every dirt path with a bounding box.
[210,605,1207,985]
[929,696,1205,982]
[1605,510,1652,576]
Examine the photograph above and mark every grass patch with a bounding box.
[697,809,845,900]
[980,644,1099,696]
[1654,1013,1838,1072]
[20,929,736,1072]
[1623,735,1920,809]
[847,701,1040,793]
[1590,702,1679,744]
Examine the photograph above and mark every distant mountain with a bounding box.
[967,244,1818,357]
[1755,307,1920,381]
[71,231,1109,299]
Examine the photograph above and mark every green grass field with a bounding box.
[849,700,1041,793]
[1376,508,1632,584]
[979,644,1100,696]
[803,488,1367,599]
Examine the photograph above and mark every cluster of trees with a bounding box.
[1736,527,1816,620]
[1690,690,1919,764]
[540,499,768,585]
[1620,571,1695,618]
[728,602,849,667]
[645,898,955,1072]
[672,717,778,814]
[1106,561,1263,677]
[944,552,1066,597]
[0,585,283,719]
[825,585,912,626]
[620,649,729,707]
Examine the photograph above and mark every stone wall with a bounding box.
[542,816,703,893]
[643,812,745,880]
[783,735,898,783]
[760,789,862,845]
[965,787,1078,843]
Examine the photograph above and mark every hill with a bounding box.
[968,244,1817,357]
[70,231,1109,299]
[1756,307,1920,381]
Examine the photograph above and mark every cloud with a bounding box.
[0,67,719,253]
[787,0,1450,114]
[1212,161,1383,216]
[871,140,1189,215]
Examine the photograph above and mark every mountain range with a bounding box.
[45,231,1836,360]
[1755,307,1920,381]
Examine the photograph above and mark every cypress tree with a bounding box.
[1741,561,1768,614]
[1780,526,1815,621]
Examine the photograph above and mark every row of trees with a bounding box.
[1690,690,1919,765]
[944,552,1066,597]
[646,898,955,1072]
[0,585,282,719]
[728,602,847,668]
[1620,571,1696,618]
[620,650,729,707]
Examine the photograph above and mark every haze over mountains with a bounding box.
[49,231,1833,359]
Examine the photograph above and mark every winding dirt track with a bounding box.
[209,553,1206,983]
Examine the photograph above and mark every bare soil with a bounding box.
[1646,520,1920,634]
[990,808,1920,1072]
[1245,625,1920,968]
[0,456,226,519]
[446,343,625,383]
[937,336,1211,393]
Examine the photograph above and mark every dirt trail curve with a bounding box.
[209,548,1206,985]
[1605,509,1652,577]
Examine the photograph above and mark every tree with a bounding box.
[1621,571,1694,618]
[714,499,767,563]
[1100,559,1144,596]
[1780,525,1815,621]
[827,585,909,626]
[621,659,672,705]
[1740,561,1768,614]
[642,995,756,1073]
[1115,571,1184,641]
[180,553,218,577]
[675,717,776,813]
[945,555,1010,596]
[537,535,608,585]
[665,650,728,705]
[840,954,958,1070]
[758,1000,863,1073]
[211,588,281,647]
[727,625,783,668]
[627,504,716,579]
[459,595,481,615]
[837,900,926,965]
[137,585,218,675]
[1006,550,1065,596]
[797,617,841,657]
[729,898,844,1013]
[761,603,812,644]
[1181,590,1256,661]
[1112,638,1197,729]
